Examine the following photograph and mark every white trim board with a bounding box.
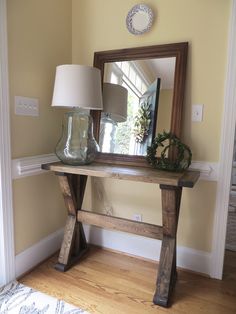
[15,226,211,278]
[11,153,219,181]
[12,154,58,179]
[15,229,64,278]
[0,0,15,286]
[210,0,236,280]
[190,161,218,181]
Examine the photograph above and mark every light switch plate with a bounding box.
[192,104,203,122]
[15,96,39,116]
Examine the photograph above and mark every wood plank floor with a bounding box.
[20,247,236,314]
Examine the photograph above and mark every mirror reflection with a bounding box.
[99,57,176,156]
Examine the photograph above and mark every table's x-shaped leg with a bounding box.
[153,185,182,307]
[55,173,88,272]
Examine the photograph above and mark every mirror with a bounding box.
[92,42,188,166]
[100,58,174,156]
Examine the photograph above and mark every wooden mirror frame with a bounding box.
[91,42,188,167]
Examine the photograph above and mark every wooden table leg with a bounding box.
[55,173,88,272]
[153,185,182,307]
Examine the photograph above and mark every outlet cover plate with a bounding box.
[132,214,142,222]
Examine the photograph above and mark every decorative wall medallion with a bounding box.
[126,4,154,35]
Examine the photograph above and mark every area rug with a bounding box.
[0,281,89,314]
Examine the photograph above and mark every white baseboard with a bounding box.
[15,226,212,278]
[84,225,211,276]
[15,228,63,278]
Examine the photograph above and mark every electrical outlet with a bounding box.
[15,96,39,116]
[192,104,203,122]
[132,214,142,222]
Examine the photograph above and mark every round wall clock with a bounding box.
[126,4,154,35]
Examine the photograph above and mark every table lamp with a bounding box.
[99,83,128,153]
[52,64,103,165]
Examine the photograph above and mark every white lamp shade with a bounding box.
[102,83,128,122]
[52,64,103,110]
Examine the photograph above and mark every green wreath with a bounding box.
[146,131,192,172]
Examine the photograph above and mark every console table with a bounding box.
[42,162,200,307]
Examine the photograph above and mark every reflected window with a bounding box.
[114,61,148,97]
[106,61,149,155]
[101,60,162,156]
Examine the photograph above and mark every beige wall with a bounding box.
[91,178,216,252]
[7,0,72,253]
[7,0,231,254]
[72,0,231,252]
[72,0,231,162]
[8,0,72,158]
[13,174,66,255]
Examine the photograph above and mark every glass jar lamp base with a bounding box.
[55,109,99,165]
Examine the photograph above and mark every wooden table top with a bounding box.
[42,162,200,188]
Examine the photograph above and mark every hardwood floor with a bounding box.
[20,247,236,314]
